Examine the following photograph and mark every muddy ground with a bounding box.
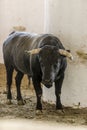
[0,63,87,126]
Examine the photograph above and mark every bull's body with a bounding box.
[3,31,71,110]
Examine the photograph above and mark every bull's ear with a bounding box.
[58,49,73,60]
[25,48,41,55]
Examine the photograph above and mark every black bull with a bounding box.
[3,31,73,111]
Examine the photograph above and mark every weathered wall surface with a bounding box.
[0,0,87,107]
[43,0,87,107]
[0,0,45,62]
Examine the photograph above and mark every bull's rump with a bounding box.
[3,32,39,73]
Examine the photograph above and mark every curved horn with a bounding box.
[59,49,73,60]
[25,48,41,55]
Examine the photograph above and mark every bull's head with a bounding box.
[26,46,73,88]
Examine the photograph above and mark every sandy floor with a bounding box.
[0,63,87,127]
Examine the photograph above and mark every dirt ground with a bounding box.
[0,63,87,126]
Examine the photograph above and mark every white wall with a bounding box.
[0,0,45,63]
[43,0,87,107]
[0,0,87,107]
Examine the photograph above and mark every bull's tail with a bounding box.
[9,31,16,35]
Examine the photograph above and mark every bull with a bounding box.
[3,31,73,112]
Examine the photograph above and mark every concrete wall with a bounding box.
[0,0,45,62]
[43,0,87,107]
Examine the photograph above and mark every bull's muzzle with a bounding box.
[42,79,53,88]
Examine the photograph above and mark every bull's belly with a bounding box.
[16,63,30,74]
[13,58,31,75]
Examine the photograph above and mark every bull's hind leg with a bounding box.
[6,66,14,104]
[15,71,24,105]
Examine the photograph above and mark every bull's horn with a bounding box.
[25,48,41,55]
[59,49,73,60]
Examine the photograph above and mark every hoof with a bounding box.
[3,90,7,94]
[56,109,65,114]
[36,110,43,115]
[17,100,26,105]
[56,104,63,110]
[6,99,12,105]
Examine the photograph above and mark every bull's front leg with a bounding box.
[32,78,42,112]
[55,73,64,110]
